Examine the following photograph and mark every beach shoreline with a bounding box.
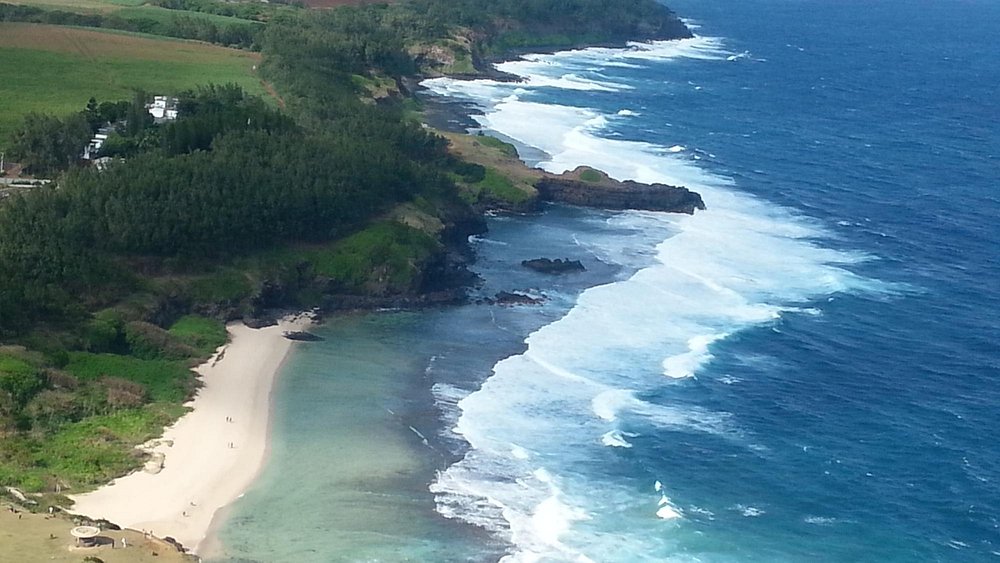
[68,314,314,556]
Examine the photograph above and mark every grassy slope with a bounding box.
[0,508,195,562]
[0,315,225,494]
[441,132,540,206]
[0,22,265,144]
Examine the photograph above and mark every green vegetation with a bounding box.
[476,134,519,158]
[439,132,539,208]
[0,331,202,491]
[475,167,533,205]
[64,353,195,403]
[0,23,265,145]
[184,268,255,305]
[168,315,227,356]
[428,0,690,53]
[579,168,603,183]
[1,403,186,492]
[310,221,441,294]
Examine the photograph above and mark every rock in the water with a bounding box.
[493,291,545,306]
[283,331,324,342]
[521,258,586,274]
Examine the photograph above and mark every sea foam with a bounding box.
[424,33,886,561]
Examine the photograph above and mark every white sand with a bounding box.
[69,315,313,554]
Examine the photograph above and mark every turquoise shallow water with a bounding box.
[213,313,485,562]
[217,0,1000,560]
[213,207,648,562]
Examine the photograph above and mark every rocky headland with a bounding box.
[536,166,706,214]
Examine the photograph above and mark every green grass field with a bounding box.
[3,0,146,11]
[0,22,265,146]
[116,4,262,26]
[6,0,258,25]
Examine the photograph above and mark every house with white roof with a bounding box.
[148,95,179,122]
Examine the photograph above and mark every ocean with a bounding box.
[213,0,1000,561]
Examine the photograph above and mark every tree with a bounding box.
[7,112,91,174]
[125,90,151,137]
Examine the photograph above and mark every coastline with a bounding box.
[68,314,313,555]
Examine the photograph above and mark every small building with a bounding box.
[82,125,115,161]
[71,525,101,548]
[148,95,179,122]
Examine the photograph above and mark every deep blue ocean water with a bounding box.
[218,1,999,561]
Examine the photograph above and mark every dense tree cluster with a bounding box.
[149,0,290,23]
[0,0,692,332]
[6,113,91,175]
[0,86,453,332]
[407,0,692,50]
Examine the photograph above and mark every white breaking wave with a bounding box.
[600,430,634,448]
[663,333,730,379]
[494,62,633,91]
[423,32,887,563]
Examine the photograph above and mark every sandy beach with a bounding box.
[69,315,312,555]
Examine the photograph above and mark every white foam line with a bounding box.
[426,33,893,561]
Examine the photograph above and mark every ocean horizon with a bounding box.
[213,0,1000,560]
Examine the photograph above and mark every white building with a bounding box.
[82,126,114,160]
[148,96,179,122]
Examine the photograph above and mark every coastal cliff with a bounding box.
[409,0,692,78]
[441,133,706,215]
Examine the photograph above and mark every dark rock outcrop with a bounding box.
[162,536,187,552]
[244,316,279,329]
[493,291,545,306]
[535,167,706,214]
[283,331,324,342]
[521,258,586,274]
[320,288,469,312]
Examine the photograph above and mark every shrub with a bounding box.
[64,353,196,404]
[44,370,79,391]
[475,133,519,158]
[477,168,532,204]
[101,377,148,410]
[84,310,127,354]
[124,321,196,361]
[24,390,81,430]
[312,222,441,295]
[579,168,603,183]
[0,356,44,407]
[168,315,227,356]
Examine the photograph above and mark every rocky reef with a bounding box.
[521,258,586,274]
